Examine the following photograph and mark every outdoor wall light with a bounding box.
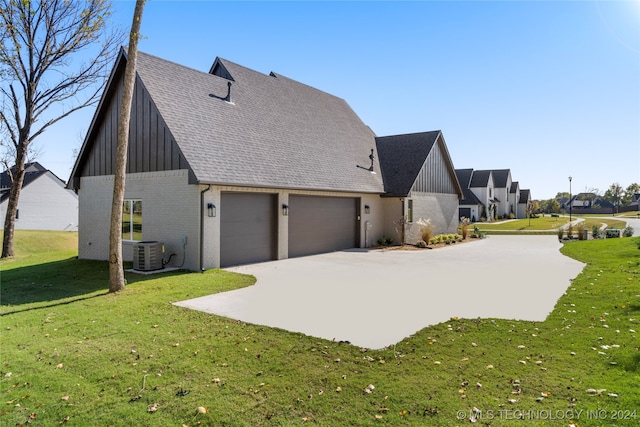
[364,204,370,214]
[207,203,216,217]
[282,204,289,216]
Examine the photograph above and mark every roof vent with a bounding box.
[209,81,233,103]
[224,81,232,103]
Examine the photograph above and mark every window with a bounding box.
[122,200,142,241]
[407,199,413,223]
[15,209,19,220]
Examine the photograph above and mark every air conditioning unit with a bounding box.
[133,241,164,271]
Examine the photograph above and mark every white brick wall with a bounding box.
[406,192,459,244]
[78,170,200,270]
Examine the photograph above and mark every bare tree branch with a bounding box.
[0,0,124,258]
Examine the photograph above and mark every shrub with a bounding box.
[591,225,600,239]
[472,226,485,239]
[377,237,394,246]
[605,229,621,238]
[416,218,435,246]
[471,215,476,223]
[459,217,470,240]
[577,224,585,240]
[567,224,573,239]
[623,226,634,237]
[558,228,564,240]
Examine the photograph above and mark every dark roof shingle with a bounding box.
[375,131,441,197]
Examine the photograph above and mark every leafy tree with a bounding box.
[622,183,640,205]
[542,199,560,213]
[554,192,570,200]
[0,0,122,258]
[109,0,146,292]
[603,183,623,211]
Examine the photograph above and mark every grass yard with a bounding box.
[474,217,569,232]
[1,231,639,426]
[474,217,628,235]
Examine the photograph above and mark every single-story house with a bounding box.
[1,162,78,231]
[68,49,461,270]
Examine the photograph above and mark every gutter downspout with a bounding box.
[200,184,212,272]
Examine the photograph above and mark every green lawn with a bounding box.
[1,231,639,426]
[474,217,628,235]
[474,217,569,231]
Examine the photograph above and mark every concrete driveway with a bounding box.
[174,236,585,349]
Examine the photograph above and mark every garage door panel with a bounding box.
[289,196,357,258]
[221,193,276,267]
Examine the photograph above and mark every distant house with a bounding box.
[517,189,532,219]
[68,50,461,270]
[455,169,484,222]
[629,193,640,208]
[0,162,78,231]
[487,169,514,218]
[563,193,614,211]
[455,168,530,221]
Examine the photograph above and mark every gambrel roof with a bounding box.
[71,50,384,193]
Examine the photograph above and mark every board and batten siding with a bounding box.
[410,137,458,194]
[80,74,189,179]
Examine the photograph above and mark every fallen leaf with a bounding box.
[61,395,70,401]
[336,387,342,392]
[375,414,383,419]
[59,415,70,424]
[197,406,207,414]
[147,403,159,413]
[56,363,63,369]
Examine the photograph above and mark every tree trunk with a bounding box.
[1,144,28,258]
[108,0,146,292]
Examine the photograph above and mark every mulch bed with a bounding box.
[376,237,481,251]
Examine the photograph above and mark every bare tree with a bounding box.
[0,0,122,257]
[109,0,146,292]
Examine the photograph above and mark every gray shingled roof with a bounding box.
[490,169,510,188]
[455,169,484,206]
[134,52,383,193]
[510,181,519,193]
[375,131,441,197]
[469,170,491,187]
[519,189,531,203]
[0,162,49,203]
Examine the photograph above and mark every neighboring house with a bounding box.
[455,168,484,222]
[510,181,521,217]
[629,193,640,208]
[563,193,614,211]
[487,169,513,218]
[1,162,78,231]
[376,132,463,245]
[517,189,532,219]
[468,169,497,220]
[68,50,461,270]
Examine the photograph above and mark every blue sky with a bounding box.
[36,0,639,199]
